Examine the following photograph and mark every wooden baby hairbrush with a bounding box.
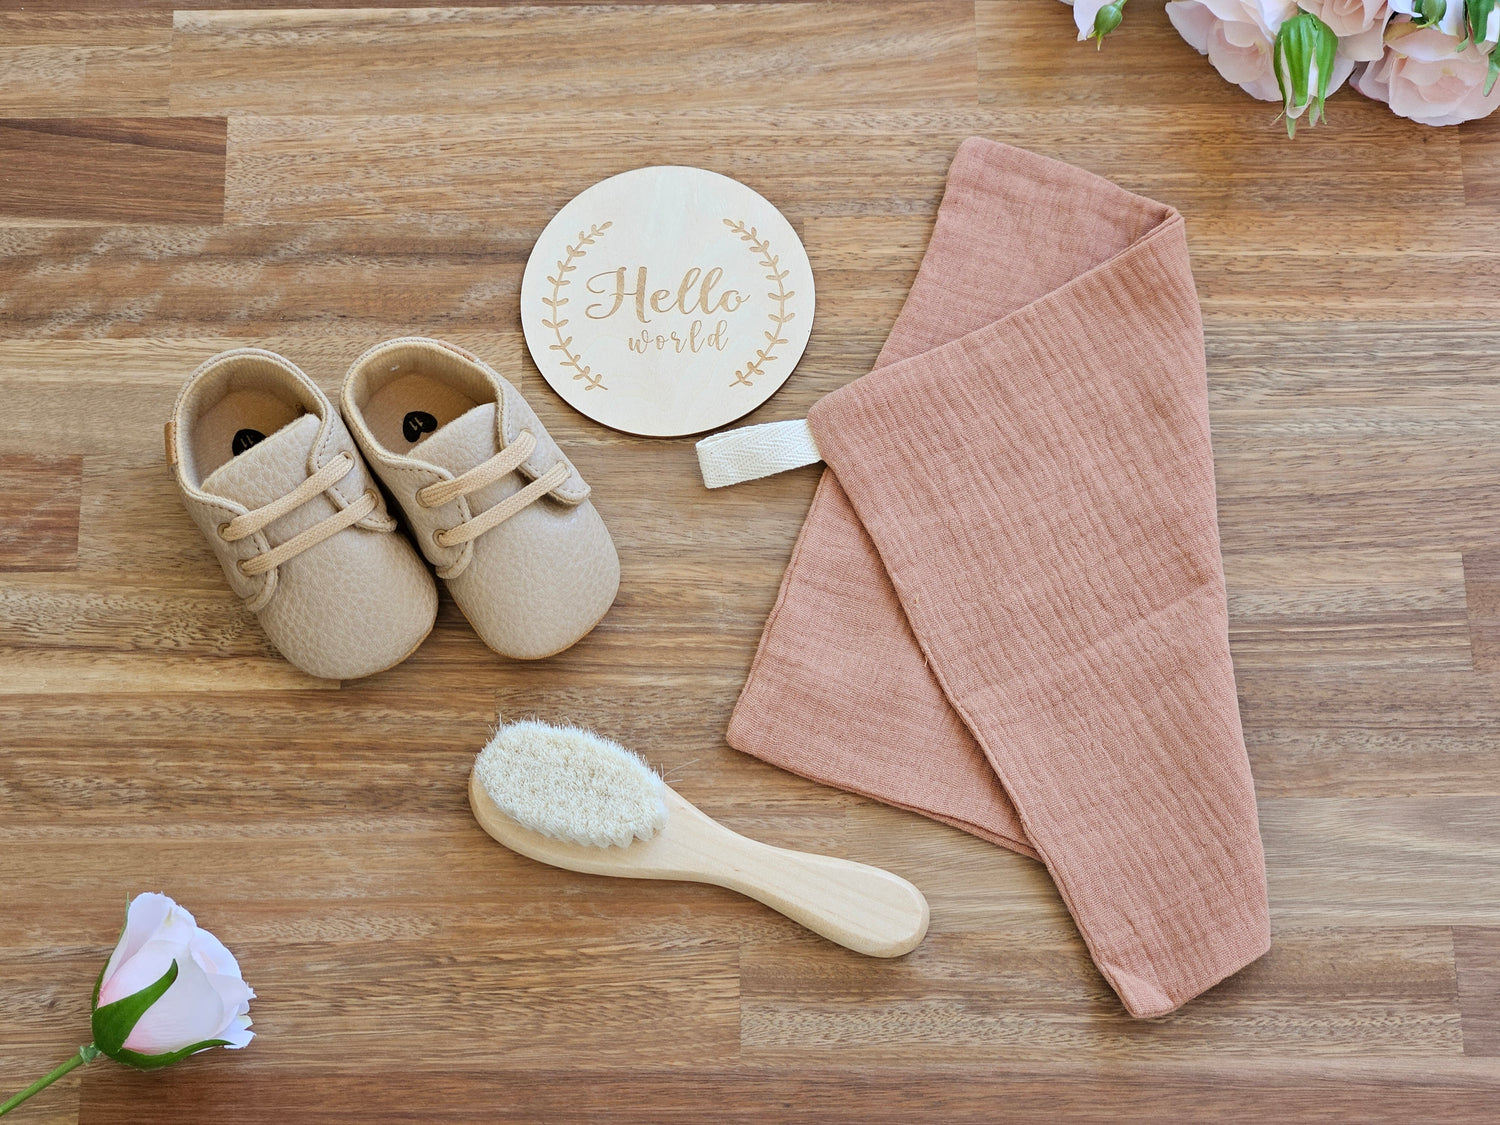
[469,719,929,957]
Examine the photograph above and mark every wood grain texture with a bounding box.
[1459,112,1500,207]
[67,1064,1500,1123]
[0,118,226,224]
[169,4,977,117]
[1,1,1499,1121]
[1463,547,1500,674]
[1457,927,1500,1056]
[0,455,81,572]
[0,12,170,118]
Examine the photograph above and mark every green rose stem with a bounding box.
[0,1044,101,1116]
[2,960,234,1116]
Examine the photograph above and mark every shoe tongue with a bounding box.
[411,403,498,476]
[201,413,322,509]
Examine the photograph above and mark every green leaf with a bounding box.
[107,1039,232,1072]
[91,960,178,1057]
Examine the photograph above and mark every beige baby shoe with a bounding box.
[167,348,438,679]
[340,336,619,659]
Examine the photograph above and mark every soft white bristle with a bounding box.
[474,720,668,848]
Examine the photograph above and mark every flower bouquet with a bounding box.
[1064,0,1500,130]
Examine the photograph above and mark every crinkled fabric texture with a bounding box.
[728,138,1270,1019]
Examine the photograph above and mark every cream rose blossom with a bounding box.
[96,892,255,1055]
[1298,0,1392,60]
[1354,22,1500,125]
[1166,0,1306,101]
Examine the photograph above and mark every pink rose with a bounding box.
[0,895,254,1117]
[1167,0,1303,100]
[1353,23,1500,125]
[1298,0,1392,61]
[96,893,254,1056]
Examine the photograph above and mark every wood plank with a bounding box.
[0,223,554,337]
[1464,547,1500,674]
[0,910,741,1075]
[0,454,81,572]
[836,803,1073,930]
[223,111,963,225]
[0,109,1485,335]
[1208,319,1500,548]
[0,156,1488,342]
[0,685,839,842]
[0,650,334,695]
[1224,548,1470,671]
[222,106,1469,228]
[1264,798,1500,924]
[0,569,282,658]
[0,118,226,224]
[1238,669,1500,797]
[740,926,1460,1060]
[71,1063,1500,1124]
[1460,111,1500,208]
[1457,927,1500,1056]
[170,4,977,117]
[0,12,169,118]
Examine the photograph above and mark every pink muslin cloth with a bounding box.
[728,138,1269,1017]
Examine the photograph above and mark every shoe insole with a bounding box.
[191,389,305,481]
[362,373,481,455]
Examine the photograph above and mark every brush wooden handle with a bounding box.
[678,806,930,957]
[470,772,930,958]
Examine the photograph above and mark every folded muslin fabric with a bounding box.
[728,138,1269,1018]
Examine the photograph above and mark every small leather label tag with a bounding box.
[163,419,178,467]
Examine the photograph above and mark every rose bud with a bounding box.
[1091,1,1127,46]
[1273,10,1340,135]
[1068,1,1128,47]
[91,892,255,1065]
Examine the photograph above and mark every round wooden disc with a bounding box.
[521,166,815,438]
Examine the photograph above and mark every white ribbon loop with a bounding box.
[695,418,823,489]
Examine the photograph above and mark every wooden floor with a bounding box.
[3,1,1499,1120]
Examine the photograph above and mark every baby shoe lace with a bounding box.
[416,430,571,549]
[219,451,378,576]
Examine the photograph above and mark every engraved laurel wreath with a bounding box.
[541,222,612,392]
[721,219,796,389]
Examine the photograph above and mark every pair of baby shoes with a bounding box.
[165,337,619,679]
